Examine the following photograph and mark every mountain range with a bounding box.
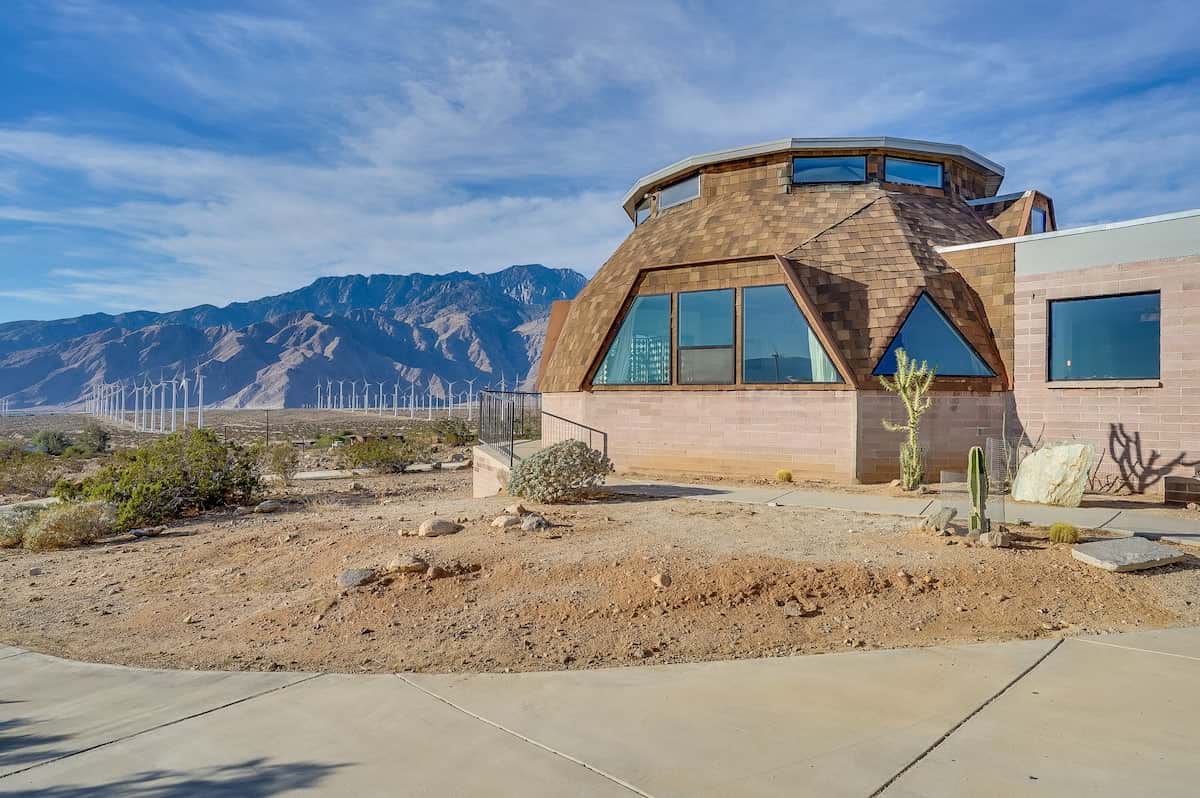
[0,265,587,409]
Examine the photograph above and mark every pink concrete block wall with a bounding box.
[856,391,1009,483]
[543,390,858,481]
[1012,256,1200,495]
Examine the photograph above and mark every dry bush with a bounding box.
[775,468,793,483]
[262,442,300,484]
[22,501,116,551]
[508,439,612,503]
[0,451,57,496]
[0,506,42,548]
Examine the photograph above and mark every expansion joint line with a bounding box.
[395,674,657,798]
[869,638,1064,797]
[0,672,328,779]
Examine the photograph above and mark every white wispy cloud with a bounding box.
[0,0,1197,319]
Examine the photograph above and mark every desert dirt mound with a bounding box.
[2,469,1197,674]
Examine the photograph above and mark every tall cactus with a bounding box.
[968,445,990,535]
[879,348,935,491]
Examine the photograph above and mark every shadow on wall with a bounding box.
[1089,423,1200,495]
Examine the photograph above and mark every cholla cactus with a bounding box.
[879,348,934,491]
[967,445,989,535]
[508,439,613,503]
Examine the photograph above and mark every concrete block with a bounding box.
[1071,537,1187,572]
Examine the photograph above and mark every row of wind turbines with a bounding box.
[310,373,518,421]
[87,369,206,433]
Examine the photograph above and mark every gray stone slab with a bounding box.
[3,674,631,797]
[409,640,1056,798]
[1071,537,1188,572]
[887,637,1200,797]
[0,652,311,777]
[772,489,933,517]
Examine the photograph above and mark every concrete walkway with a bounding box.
[2,628,1198,796]
[610,479,1200,544]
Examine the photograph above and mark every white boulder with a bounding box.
[1011,443,1094,507]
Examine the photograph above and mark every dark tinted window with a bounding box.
[635,198,652,226]
[659,174,700,209]
[743,285,841,383]
[884,157,943,188]
[1049,292,1160,381]
[792,156,867,184]
[1030,206,1047,234]
[678,289,734,384]
[873,293,994,377]
[594,294,671,385]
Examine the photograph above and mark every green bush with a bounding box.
[1048,522,1080,544]
[431,417,474,446]
[76,422,111,455]
[72,429,260,530]
[0,506,42,548]
[507,439,612,503]
[31,430,72,456]
[22,501,116,551]
[262,442,300,484]
[339,437,431,473]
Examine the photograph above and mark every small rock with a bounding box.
[521,514,549,532]
[426,565,450,580]
[783,600,820,618]
[895,569,913,584]
[254,500,284,514]
[994,594,1010,603]
[29,567,42,577]
[337,568,378,589]
[630,647,647,660]
[979,526,1013,548]
[1187,502,1199,512]
[503,503,528,516]
[418,518,463,537]
[651,572,671,589]
[889,478,902,488]
[385,554,428,575]
[183,614,198,624]
[130,526,166,538]
[350,481,366,491]
[491,515,523,529]
[234,506,254,516]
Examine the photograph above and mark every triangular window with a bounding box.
[593,294,671,385]
[873,293,995,377]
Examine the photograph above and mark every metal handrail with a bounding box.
[477,391,607,466]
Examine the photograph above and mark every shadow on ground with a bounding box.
[8,758,346,796]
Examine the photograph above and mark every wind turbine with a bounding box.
[169,375,178,432]
[361,378,370,415]
[195,365,206,429]
[377,381,385,417]
[180,373,190,429]
[465,378,477,421]
[326,380,333,411]
[337,380,345,410]
[445,381,457,418]
[316,381,323,411]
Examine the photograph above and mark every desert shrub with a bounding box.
[507,439,612,503]
[1048,522,1080,544]
[73,429,260,530]
[775,468,793,483]
[339,437,431,473]
[431,417,474,446]
[31,430,72,456]
[262,442,300,484]
[0,506,42,548]
[22,501,116,551]
[76,422,111,455]
[0,451,56,496]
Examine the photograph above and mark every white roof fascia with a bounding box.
[621,136,1006,218]
[935,207,1200,253]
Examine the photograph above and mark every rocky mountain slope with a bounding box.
[0,265,586,409]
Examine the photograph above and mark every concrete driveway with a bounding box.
[1,628,1197,796]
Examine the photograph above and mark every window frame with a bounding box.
[658,173,701,211]
[790,155,868,186]
[676,287,736,385]
[591,292,673,386]
[634,197,652,226]
[1029,206,1048,235]
[883,156,944,189]
[741,283,842,385]
[1046,290,1161,383]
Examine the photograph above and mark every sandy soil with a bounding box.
[2,468,1197,675]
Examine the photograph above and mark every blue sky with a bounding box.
[0,1,1197,323]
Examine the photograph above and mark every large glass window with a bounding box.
[792,156,867,184]
[743,285,841,383]
[659,174,700,210]
[678,289,734,384]
[884,157,943,188]
[593,294,671,385]
[1029,206,1048,234]
[873,293,995,377]
[634,197,652,226]
[1049,292,1160,381]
